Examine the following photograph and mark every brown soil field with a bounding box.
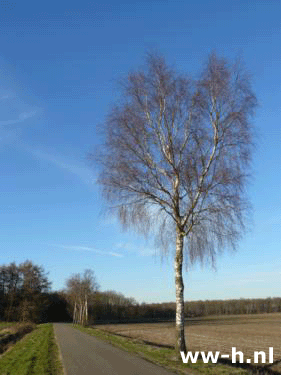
[96,313,281,373]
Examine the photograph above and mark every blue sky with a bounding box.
[0,0,280,303]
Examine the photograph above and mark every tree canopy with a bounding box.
[90,51,257,353]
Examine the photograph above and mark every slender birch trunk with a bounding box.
[85,297,88,324]
[73,302,77,325]
[175,228,187,355]
[79,301,83,324]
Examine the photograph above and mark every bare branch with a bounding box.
[89,51,257,353]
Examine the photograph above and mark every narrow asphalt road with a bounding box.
[54,323,178,375]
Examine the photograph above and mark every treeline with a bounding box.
[185,297,281,317]
[134,297,281,322]
[0,261,50,322]
[85,297,281,324]
[63,268,281,324]
[1,261,281,324]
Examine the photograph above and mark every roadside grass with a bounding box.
[0,323,16,332]
[0,323,35,355]
[0,324,64,375]
[73,324,249,375]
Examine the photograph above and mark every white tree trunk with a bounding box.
[175,228,187,354]
[73,302,77,325]
[85,297,88,325]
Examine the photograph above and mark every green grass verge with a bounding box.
[73,325,249,375]
[0,324,64,375]
[0,323,16,332]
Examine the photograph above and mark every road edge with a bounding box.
[53,323,67,375]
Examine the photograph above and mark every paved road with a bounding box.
[54,323,177,375]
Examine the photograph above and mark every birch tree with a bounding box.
[66,269,99,325]
[91,52,257,354]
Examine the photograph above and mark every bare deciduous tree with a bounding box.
[90,52,257,354]
[0,261,51,322]
[65,269,99,325]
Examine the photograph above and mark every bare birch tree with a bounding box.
[66,269,99,325]
[90,52,257,354]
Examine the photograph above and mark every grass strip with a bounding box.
[0,323,35,355]
[0,324,16,332]
[0,324,64,375]
[73,324,249,375]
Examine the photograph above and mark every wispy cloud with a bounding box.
[47,243,124,258]
[238,271,281,285]
[0,110,37,127]
[1,94,12,100]
[0,89,39,147]
[0,110,38,146]
[21,145,96,186]
[116,242,157,257]
[18,111,37,121]
[0,91,37,127]
[47,242,156,258]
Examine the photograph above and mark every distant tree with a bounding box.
[0,261,51,322]
[90,52,257,354]
[1,263,20,321]
[66,269,99,303]
[65,269,99,325]
[19,260,51,322]
[99,290,137,321]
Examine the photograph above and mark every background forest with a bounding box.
[1,261,280,324]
